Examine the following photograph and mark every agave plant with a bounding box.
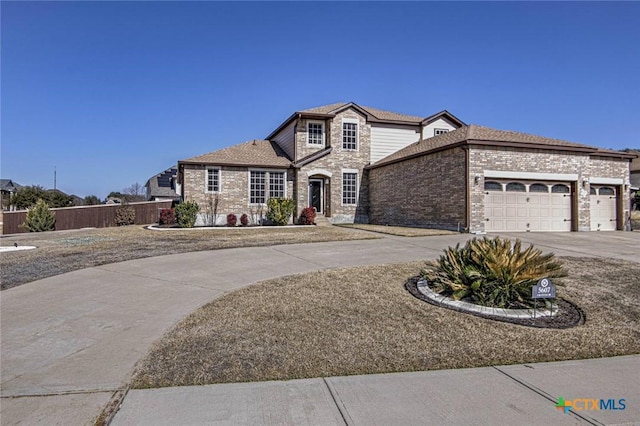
[422,237,566,309]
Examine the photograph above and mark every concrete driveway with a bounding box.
[1,231,638,424]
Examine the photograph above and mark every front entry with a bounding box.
[309,179,323,214]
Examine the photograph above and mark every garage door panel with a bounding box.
[484,180,572,232]
[590,186,617,231]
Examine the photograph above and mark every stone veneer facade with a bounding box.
[294,109,371,223]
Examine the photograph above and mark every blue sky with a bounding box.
[2,1,639,198]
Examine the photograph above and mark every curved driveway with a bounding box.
[1,231,639,424]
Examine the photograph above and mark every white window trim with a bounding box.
[341,168,359,206]
[341,117,359,151]
[248,169,288,205]
[205,167,221,193]
[306,120,325,147]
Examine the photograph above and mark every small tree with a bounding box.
[266,197,296,226]
[203,193,220,226]
[22,199,56,232]
[83,195,101,205]
[12,186,48,210]
[175,201,200,228]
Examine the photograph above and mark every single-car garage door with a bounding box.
[484,181,572,232]
[590,186,617,231]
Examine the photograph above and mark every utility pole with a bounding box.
[54,166,57,190]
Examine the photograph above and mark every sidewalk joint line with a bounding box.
[322,378,352,426]
[492,366,603,425]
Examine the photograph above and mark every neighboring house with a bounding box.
[0,179,21,210]
[145,166,180,202]
[627,150,640,191]
[178,102,634,232]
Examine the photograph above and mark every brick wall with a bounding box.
[368,147,467,230]
[468,147,630,232]
[182,165,293,225]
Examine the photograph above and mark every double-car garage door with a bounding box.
[484,181,572,232]
[484,180,618,232]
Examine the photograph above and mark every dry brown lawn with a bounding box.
[131,256,640,389]
[0,225,377,290]
[337,224,458,237]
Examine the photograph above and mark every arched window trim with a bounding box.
[551,184,570,194]
[484,181,503,191]
[529,183,549,193]
[506,182,526,192]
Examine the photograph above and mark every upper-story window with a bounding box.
[307,121,325,146]
[342,120,358,150]
[207,168,220,192]
[434,128,449,136]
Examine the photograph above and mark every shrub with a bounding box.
[115,205,135,226]
[266,197,296,226]
[422,237,566,309]
[159,208,175,226]
[22,199,55,232]
[240,213,249,226]
[175,201,200,228]
[299,207,316,225]
[226,213,237,227]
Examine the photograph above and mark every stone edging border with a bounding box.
[415,278,557,319]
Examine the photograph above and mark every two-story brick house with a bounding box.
[178,102,634,231]
[178,102,464,225]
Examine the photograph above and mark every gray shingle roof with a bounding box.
[299,102,425,123]
[370,125,619,168]
[146,167,179,199]
[181,140,292,167]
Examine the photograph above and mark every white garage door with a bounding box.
[590,186,617,231]
[484,181,572,232]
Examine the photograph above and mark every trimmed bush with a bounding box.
[226,213,237,227]
[266,197,296,226]
[422,237,566,309]
[299,207,316,225]
[22,199,56,232]
[175,201,200,228]
[159,208,175,226]
[115,205,135,226]
[240,213,249,226]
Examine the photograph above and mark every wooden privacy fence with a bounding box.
[2,201,172,235]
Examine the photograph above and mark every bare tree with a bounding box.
[203,193,220,226]
[123,183,145,202]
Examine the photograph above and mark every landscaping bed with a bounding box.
[131,256,640,389]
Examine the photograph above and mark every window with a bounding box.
[342,122,358,150]
[529,183,549,193]
[599,187,615,196]
[506,182,526,192]
[250,171,266,204]
[207,168,220,192]
[342,172,358,205]
[484,181,503,191]
[551,184,570,194]
[434,128,449,136]
[590,187,597,195]
[307,122,324,146]
[250,170,286,204]
[269,171,285,198]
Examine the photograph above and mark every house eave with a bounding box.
[178,160,291,169]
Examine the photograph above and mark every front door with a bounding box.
[309,179,323,214]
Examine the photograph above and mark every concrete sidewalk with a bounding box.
[112,355,639,426]
[1,231,639,424]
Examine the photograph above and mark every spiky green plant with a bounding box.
[423,237,566,309]
[22,199,56,232]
